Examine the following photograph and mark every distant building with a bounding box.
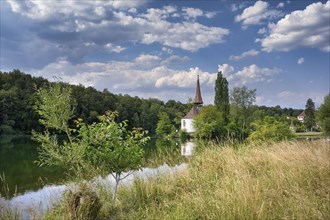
[181,75,203,134]
[297,111,305,123]
[289,120,296,132]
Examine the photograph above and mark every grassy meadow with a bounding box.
[42,140,329,220]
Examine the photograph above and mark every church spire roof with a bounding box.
[193,75,203,105]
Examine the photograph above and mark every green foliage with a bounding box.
[214,71,229,123]
[0,70,189,135]
[193,105,226,139]
[156,112,175,137]
[248,116,294,143]
[79,111,149,177]
[317,94,330,135]
[304,98,316,131]
[32,82,150,204]
[34,82,75,135]
[230,86,256,110]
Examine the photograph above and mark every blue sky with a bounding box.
[1,0,329,109]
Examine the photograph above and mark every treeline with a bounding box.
[0,70,303,136]
[0,70,189,135]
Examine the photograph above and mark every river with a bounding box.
[0,135,195,219]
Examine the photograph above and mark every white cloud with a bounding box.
[218,64,235,78]
[162,47,173,54]
[141,21,229,52]
[261,1,330,52]
[161,55,189,65]
[181,7,217,20]
[155,67,216,88]
[235,1,281,28]
[229,49,260,61]
[277,2,285,9]
[182,7,203,19]
[297,57,304,65]
[105,43,126,53]
[205,11,217,18]
[258,28,267,34]
[277,90,296,99]
[135,54,161,63]
[220,64,282,85]
[6,1,229,56]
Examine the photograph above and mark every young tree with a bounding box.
[33,82,149,204]
[304,98,316,131]
[78,112,149,203]
[193,105,226,139]
[214,71,229,123]
[156,112,175,137]
[317,94,330,135]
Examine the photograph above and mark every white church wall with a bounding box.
[181,119,195,133]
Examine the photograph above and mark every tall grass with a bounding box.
[42,140,329,219]
[0,173,20,220]
[111,140,329,219]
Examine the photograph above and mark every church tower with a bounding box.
[181,75,203,134]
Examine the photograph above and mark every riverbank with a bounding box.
[2,140,329,219]
[42,140,329,220]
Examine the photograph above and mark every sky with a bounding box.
[1,0,329,109]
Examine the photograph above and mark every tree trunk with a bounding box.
[112,173,120,204]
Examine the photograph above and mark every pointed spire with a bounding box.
[193,75,203,105]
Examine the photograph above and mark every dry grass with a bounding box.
[111,140,330,220]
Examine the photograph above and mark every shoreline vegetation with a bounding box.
[2,140,329,219]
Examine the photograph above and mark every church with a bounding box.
[181,75,203,134]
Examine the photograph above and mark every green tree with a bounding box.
[78,112,149,202]
[214,71,229,123]
[304,98,316,131]
[32,82,149,204]
[230,86,256,110]
[229,86,256,139]
[156,112,175,137]
[248,116,294,143]
[317,94,330,135]
[193,105,226,139]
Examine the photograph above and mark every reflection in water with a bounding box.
[0,136,64,197]
[1,163,188,220]
[181,141,196,156]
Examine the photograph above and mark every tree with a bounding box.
[32,82,149,204]
[317,94,330,135]
[193,105,226,139]
[304,98,316,131]
[229,86,256,137]
[248,116,294,143]
[230,86,256,110]
[156,112,175,137]
[214,71,229,123]
[78,112,149,203]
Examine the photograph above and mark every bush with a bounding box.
[248,116,294,143]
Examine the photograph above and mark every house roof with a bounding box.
[298,111,305,117]
[183,106,199,119]
[193,75,203,105]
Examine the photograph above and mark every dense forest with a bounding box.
[0,70,303,136]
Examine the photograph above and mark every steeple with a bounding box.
[193,75,203,105]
